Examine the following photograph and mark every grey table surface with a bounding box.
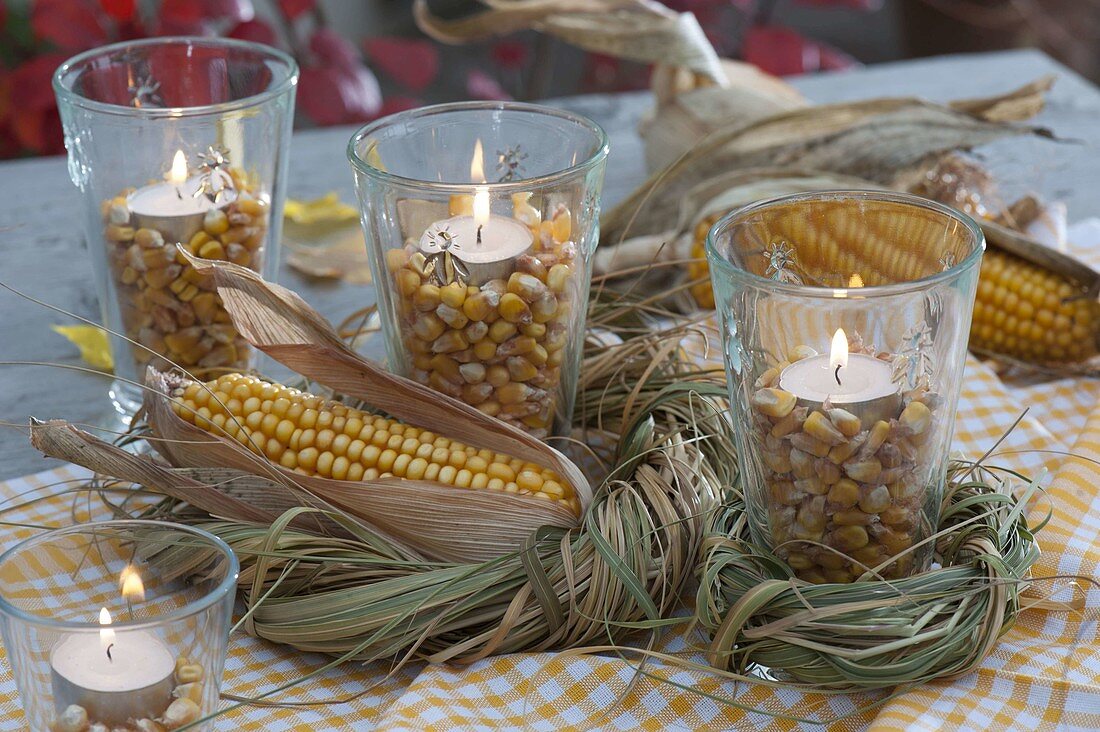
[1,48,1097,481]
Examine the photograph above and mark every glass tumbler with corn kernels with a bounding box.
[54,37,298,419]
[707,191,984,584]
[348,102,608,439]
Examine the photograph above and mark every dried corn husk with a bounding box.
[643,61,807,172]
[414,0,724,83]
[601,81,1055,248]
[29,418,277,526]
[650,59,805,110]
[285,230,373,284]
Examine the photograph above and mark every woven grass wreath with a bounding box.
[696,463,1043,689]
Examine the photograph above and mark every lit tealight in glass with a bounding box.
[49,571,175,726]
[779,328,901,423]
[417,140,532,286]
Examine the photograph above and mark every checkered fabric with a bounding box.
[1,222,1098,730]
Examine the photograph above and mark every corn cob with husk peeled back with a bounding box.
[969,248,1098,363]
[170,372,580,515]
[914,155,1099,365]
[685,172,1099,367]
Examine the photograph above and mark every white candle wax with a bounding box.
[778,353,896,405]
[128,176,221,219]
[50,627,175,725]
[419,212,533,285]
[127,149,237,244]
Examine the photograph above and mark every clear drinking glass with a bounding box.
[348,102,608,439]
[0,520,238,731]
[53,37,298,419]
[707,191,984,583]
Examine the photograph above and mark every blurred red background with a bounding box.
[0,0,1095,158]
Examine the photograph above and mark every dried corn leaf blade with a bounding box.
[981,217,1099,289]
[640,84,807,173]
[414,0,724,83]
[285,231,373,285]
[601,90,1054,246]
[144,370,579,564]
[27,418,277,526]
[948,75,1054,123]
[181,250,591,507]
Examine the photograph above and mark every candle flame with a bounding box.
[470,140,490,228]
[99,607,115,652]
[470,140,485,183]
[848,273,865,288]
[169,150,188,185]
[120,565,146,602]
[830,328,849,373]
[473,188,490,228]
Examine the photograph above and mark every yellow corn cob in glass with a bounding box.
[169,373,579,514]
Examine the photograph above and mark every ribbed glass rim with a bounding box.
[53,36,299,119]
[347,101,610,194]
[705,190,985,298]
[0,520,239,631]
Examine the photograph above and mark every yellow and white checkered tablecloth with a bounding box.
[1,223,1098,730]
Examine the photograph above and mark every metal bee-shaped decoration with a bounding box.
[763,240,804,284]
[127,75,164,108]
[194,146,236,204]
[892,321,935,390]
[422,227,470,287]
[495,145,528,183]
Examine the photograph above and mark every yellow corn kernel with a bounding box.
[499,293,532,324]
[752,388,796,418]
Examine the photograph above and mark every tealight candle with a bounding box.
[49,607,175,726]
[128,150,235,243]
[779,328,901,424]
[417,141,532,286]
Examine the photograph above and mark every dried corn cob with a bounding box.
[970,248,1098,363]
[687,211,1099,365]
[170,373,579,513]
[688,213,721,309]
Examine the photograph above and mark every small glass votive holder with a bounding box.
[707,191,984,583]
[0,521,238,731]
[348,102,608,439]
[53,37,298,419]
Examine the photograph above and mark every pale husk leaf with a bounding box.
[27,418,277,526]
[947,75,1054,123]
[601,88,1055,246]
[413,0,725,83]
[640,84,807,173]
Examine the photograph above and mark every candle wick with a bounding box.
[834,364,843,386]
[476,224,483,246]
[106,643,114,663]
